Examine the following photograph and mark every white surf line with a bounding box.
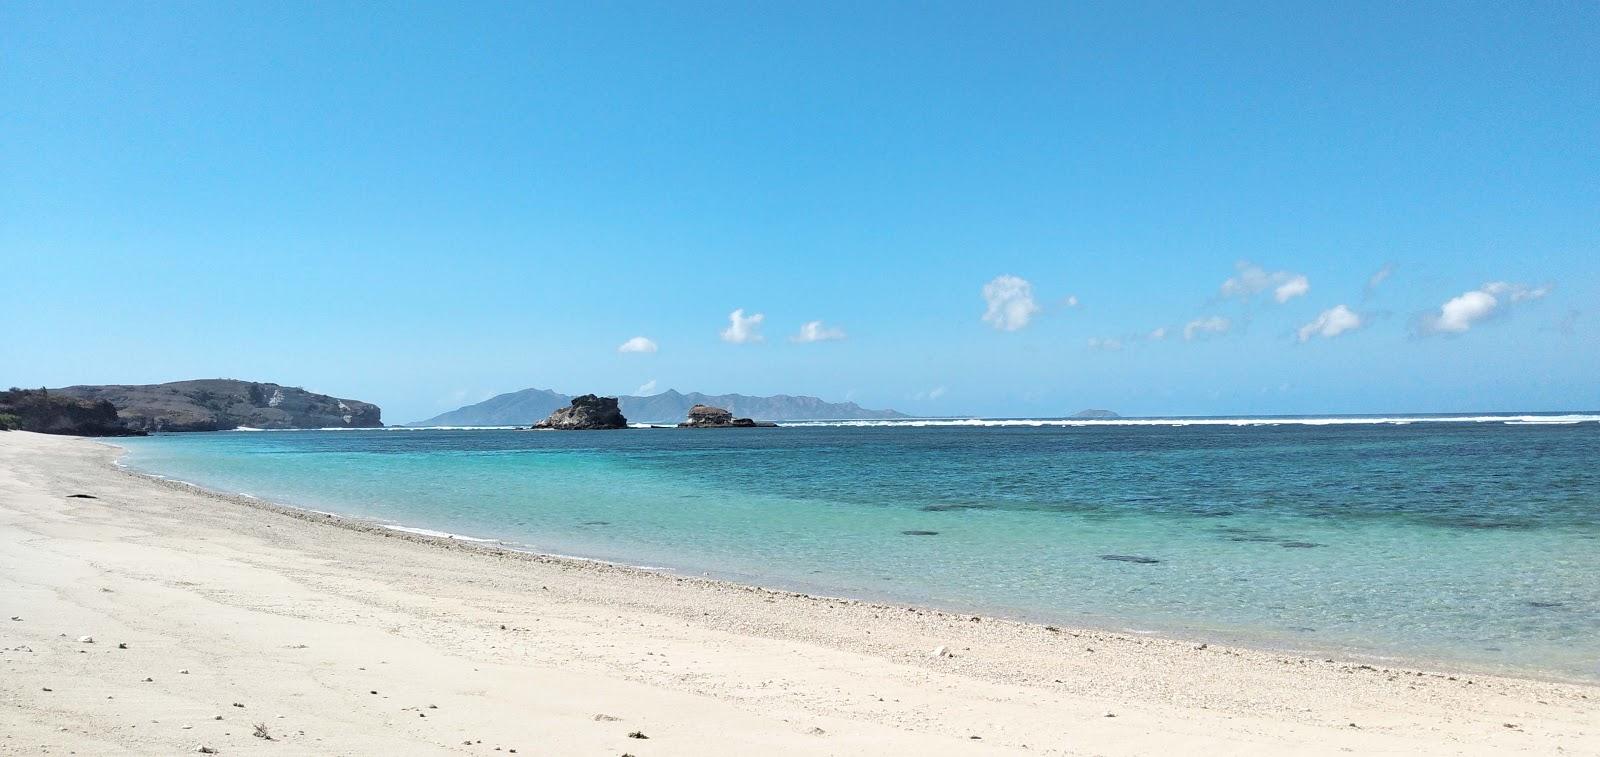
[780,414,1600,428]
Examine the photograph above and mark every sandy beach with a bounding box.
[1,431,1595,755]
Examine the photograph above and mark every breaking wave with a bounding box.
[779,414,1600,428]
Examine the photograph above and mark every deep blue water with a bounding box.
[114,416,1600,680]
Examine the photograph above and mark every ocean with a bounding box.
[113,414,1600,681]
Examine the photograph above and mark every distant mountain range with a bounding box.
[413,388,908,426]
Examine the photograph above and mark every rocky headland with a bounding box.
[51,380,383,432]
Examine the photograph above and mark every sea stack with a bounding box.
[531,394,628,430]
[677,404,772,428]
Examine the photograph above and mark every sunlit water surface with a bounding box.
[115,416,1600,680]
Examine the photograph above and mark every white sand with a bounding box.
[1,431,1595,755]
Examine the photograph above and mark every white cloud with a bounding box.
[1428,290,1497,333]
[617,336,658,353]
[1297,304,1363,342]
[1184,316,1232,340]
[981,275,1040,331]
[1087,337,1123,351]
[1220,261,1309,303]
[1064,295,1080,307]
[720,309,765,343]
[1274,275,1310,303]
[929,386,947,400]
[792,320,846,343]
[1148,327,1168,340]
[636,379,658,394]
[1417,282,1550,335]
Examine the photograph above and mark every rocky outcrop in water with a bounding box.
[532,394,627,430]
[676,404,772,428]
[0,388,144,436]
[51,379,382,432]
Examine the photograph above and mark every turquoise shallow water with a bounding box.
[114,416,1600,680]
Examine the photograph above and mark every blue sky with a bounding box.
[3,2,1596,422]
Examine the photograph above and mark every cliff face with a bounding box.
[0,388,143,436]
[52,380,383,432]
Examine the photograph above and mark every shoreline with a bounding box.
[107,439,1592,687]
[4,431,1597,754]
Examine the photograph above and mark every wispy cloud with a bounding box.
[912,386,948,401]
[617,336,658,353]
[439,389,493,408]
[1088,325,1174,351]
[792,320,846,343]
[1484,281,1551,303]
[1364,263,1395,299]
[636,379,658,394]
[1415,282,1550,336]
[1297,304,1363,342]
[1219,261,1310,303]
[1063,295,1080,307]
[720,309,765,343]
[1184,316,1232,340]
[981,275,1040,331]
[1554,309,1581,337]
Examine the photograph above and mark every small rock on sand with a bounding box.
[593,713,621,722]
[930,645,950,658]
